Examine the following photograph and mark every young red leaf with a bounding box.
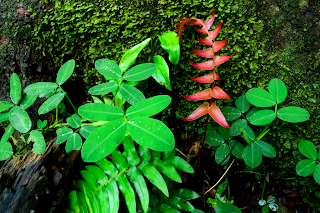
[207,103,230,128]
[182,88,212,101]
[182,102,209,121]
[208,19,222,41]
[194,12,215,34]
[189,54,234,70]
[192,40,227,58]
[197,35,213,46]
[210,86,230,100]
[188,73,220,83]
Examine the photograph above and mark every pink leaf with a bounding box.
[182,102,209,121]
[192,40,227,58]
[208,20,222,40]
[182,88,212,101]
[210,86,230,100]
[188,73,220,83]
[195,12,215,34]
[207,103,230,128]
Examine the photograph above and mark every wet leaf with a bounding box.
[9,106,31,133]
[10,73,21,104]
[268,78,287,104]
[24,82,57,96]
[277,106,310,123]
[95,59,121,79]
[123,63,157,81]
[38,92,65,115]
[66,133,82,153]
[296,159,316,177]
[57,59,75,85]
[152,55,171,91]
[246,88,276,107]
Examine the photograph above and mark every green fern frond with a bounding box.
[64,136,197,213]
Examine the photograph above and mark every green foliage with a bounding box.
[258,196,279,213]
[64,142,197,213]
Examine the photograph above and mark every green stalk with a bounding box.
[59,86,77,113]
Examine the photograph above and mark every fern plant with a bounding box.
[64,137,197,213]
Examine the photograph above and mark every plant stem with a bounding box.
[59,86,77,113]
[196,113,210,168]
[205,159,235,194]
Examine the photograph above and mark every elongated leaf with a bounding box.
[255,140,276,158]
[66,133,82,153]
[79,125,97,139]
[20,94,37,110]
[88,82,118,95]
[126,95,171,118]
[0,102,14,113]
[230,119,247,137]
[75,190,89,213]
[241,125,255,142]
[123,63,157,81]
[215,144,230,165]
[78,103,124,121]
[81,120,126,162]
[205,130,224,146]
[164,196,195,211]
[296,159,316,177]
[249,109,276,126]
[158,31,180,65]
[122,136,140,166]
[138,160,169,197]
[192,210,205,213]
[31,130,46,154]
[152,55,171,91]
[119,84,145,105]
[38,92,65,115]
[56,127,73,144]
[95,59,122,79]
[138,145,151,161]
[157,203,180,213]
[214,203,241,213]
[119,38,151,72]
[0,124,14,144]
[57,59,75,85]
[75,180,98,213]
[66,114,82,129]
[246,88,276,107]
[166,156,195,173]
[0,142,13,161]
[228,140,244,159]
[243,144,262,168]
[127,118,174,152]
[298,140,317,160]
[0,111,10,123]
[162,149,177,161]
[152,158,182,183]
[117,171,136,213]
[268,78,287,104]
[235,95,251,113]
[277,107,310,123]
[24,82,57,95]
[10,73,21,104]
[9,106,31,133]
[313,164,320,185]
[170,189,200,200]
[151,150,161,159]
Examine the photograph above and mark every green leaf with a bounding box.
[267,196,276,203]
[166,156,195,174]
[162,149,177,161]
[122,136,140,166]
[123,63,157,81]
[127,118,174,152]
[9,106,31,133]
[0,111,10,123]
[138,145,151,161]
[230,119,247,137]
[164,196,195,211]
[66,114,82,129]
[228,140,244,159]
[268,78,287,104]
[20,94,37,110]
[214,203,241,213]
[92,96,104,104]
[205,131,224,146]
[81,120,126,162]
[56,127,73,144]
[243,144,262,168]
[126,95,171,118]
[0,142,13,161]
[119,84,145,105]
[56,59,75,85]
[235,95,251,113]
[249,109,276,126]
[254,140,276,158]
[127,167,149,213]
[88,82,118,95]
[138,160,169,197]
[220,106,241,121]
[246,88,276,107]
[66,133,82,153]
[38,92,65,115]
[296,159,316,177]
[219,126,232,140]
[24,82,57,95]
[216,181,228,197]
[151,150,161,159]
[95,59,122,79]
[277,107,310,123]
[75,180,97,212]
[152,55,171,91]
[241,125,255,142]
[78,103,124,121]
[315,191,320,199]
[157,203,180,213]
[79,125,97,139]
[10,73,21,104]
[0,102,14,113]
[117,172,136,213]
[152,158,182,183]
[30,130,46,154]
[119,38,151,72]
[246,107,262,121]
[215,144,230,165]
[261,205,269,213]
[170,189,200,200]
[298,140,317,160]
[192,210,205,213]
[0,124,14,144]
[158,31,180,65]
